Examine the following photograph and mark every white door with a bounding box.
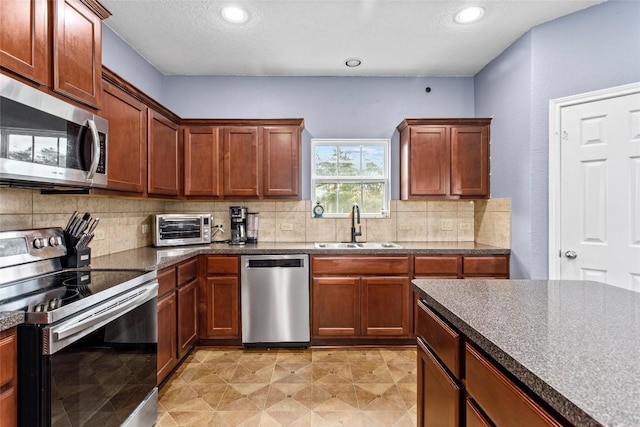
[555,89,640,290]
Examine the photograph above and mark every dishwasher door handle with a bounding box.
[245,258,305,269]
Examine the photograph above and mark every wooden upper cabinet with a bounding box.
[0,0,48,85]
[223,126,260,197]
[399,118,491,199]
[184,126,222,197]
[451,126,489,196]
[404,126,450,197]
[101,80,147,193]
[262,126,300,198]
[53,0,107,108]
[148,110,180,196]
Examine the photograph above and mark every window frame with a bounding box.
[310,138,391,218]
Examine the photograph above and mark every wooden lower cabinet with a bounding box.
[199,256,240,340]
[362,277,410,336]
[417,337,460,427]
[415,297,563,426]
[312,277,360,337]
[311,256,411,341]
[157,292,177,384]
[0,327,17,427]
[177,278,198,358]
[157,258,198,385]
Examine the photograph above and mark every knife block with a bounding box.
[63,247,91,268]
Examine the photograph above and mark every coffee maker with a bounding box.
[229,206,247,245]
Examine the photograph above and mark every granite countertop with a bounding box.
[0,311,24,332]
[91,241,510,271]
[412,279,640,427]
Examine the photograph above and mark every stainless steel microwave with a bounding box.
[0,74,108,189]
[153,214,212,247]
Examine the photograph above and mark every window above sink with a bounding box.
[310,138,391,218]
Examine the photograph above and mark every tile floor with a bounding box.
[157,346,417,426]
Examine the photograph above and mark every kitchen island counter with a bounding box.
[413,279,640,426]
[91,241,509,271]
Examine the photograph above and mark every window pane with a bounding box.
[337,183,361,214]
[362,145,384,177]
[337,146,359,176]
[314,145,337,176]
[6,134,33,161]
[315,182,338,213]
[363,182,385,213]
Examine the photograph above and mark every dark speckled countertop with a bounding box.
[90,241,509,271]
[412,279,640,427]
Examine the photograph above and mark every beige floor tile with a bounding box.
[159,347,416,426]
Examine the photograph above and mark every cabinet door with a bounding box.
[311,277,360,337]
[177,279,198,358]
[362,277,410,336]
[0,0,48,85]
[148,110,180,196]
[0,328,17,427]
[262,126,300,198]
[450,126,489,196]
[52,0,102,107]
[223,126,259,197]
[417,337,460,427]
[402,126,450,198]
[157,292,177,385]
[199,276,240,338]
[102,81,147,193]
[184,126,222,197]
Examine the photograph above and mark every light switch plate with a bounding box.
[281,223,293,231]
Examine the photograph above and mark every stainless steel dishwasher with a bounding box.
[241,254,310,347]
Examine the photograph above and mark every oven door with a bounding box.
[18,282,158,427]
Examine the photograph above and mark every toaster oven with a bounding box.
[153,214,211,247]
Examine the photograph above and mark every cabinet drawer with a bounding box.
[177,258,198,286]
[0,329,16,388]
[312,256,409,275]
[416,299,460,379]
[414,256,460,277]
[466,398,492,427]
[463,256,508,277]
[465,344,562,427]
[157,267,177,298]
[205,256,239,275]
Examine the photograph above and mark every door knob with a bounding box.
[564,250,578,259]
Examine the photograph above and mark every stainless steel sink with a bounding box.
[314,242,403,249]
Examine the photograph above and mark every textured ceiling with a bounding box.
[101,0,603,77]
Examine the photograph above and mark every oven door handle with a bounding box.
[51,284,156,342]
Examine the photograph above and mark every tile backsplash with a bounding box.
[0,188,511,257]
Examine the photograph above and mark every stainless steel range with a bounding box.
[0,228,158,427]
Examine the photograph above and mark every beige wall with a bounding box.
[0,188,511,257]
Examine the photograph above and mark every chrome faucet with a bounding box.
[350,203,362,243]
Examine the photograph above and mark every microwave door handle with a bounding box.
[85,119,100,180]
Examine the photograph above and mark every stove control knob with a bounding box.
[49,236,63,247]
[33,238,46,249]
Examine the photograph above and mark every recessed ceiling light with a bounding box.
[221,6,248,23]
[455,6,485,24]
[345,58,362,68]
